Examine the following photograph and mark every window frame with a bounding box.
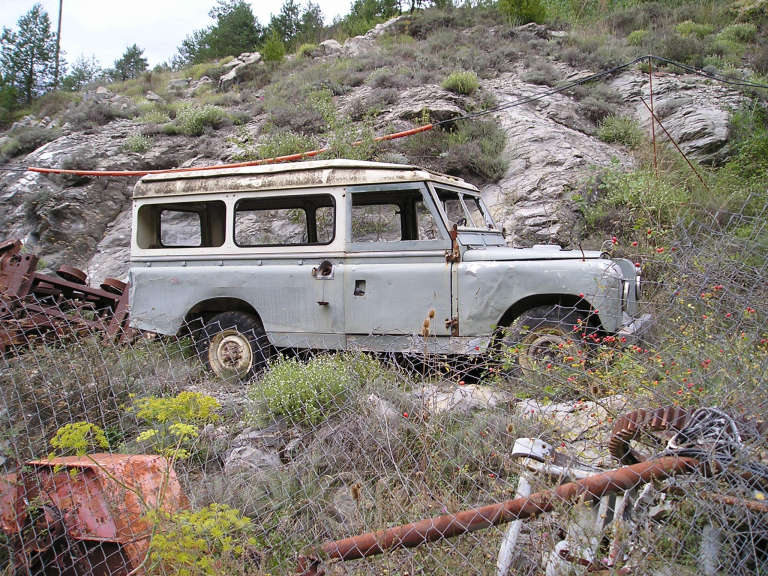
[136,200,226,250]
[345,182,450,253]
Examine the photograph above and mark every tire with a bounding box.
[499,305,588,375]
[195,311,272,379]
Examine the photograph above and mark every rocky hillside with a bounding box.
[0,7,763,282]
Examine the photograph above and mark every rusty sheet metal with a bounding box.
[297,456,699,575]
[14,454,189,573]
[0,473,23,533]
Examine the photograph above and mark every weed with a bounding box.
[598,115,644,149]
[123,131,152,153]
[250,354,373,425]
[627,29,648,46]
[675,20,714,39]
[441,70,479,95]
[172,102,229,136]
[146,503,256,576]
[522,58,562,87]
[49,422,109,456]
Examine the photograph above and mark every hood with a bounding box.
[461,244,604,262]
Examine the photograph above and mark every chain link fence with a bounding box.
[1,186,767,575]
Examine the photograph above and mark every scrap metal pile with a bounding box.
[0,239,131,353]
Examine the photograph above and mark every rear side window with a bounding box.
[234,194,335,247]
[136,200,226,249]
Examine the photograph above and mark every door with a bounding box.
[343,183,453,351]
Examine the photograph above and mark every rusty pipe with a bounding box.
[297,456,699,574]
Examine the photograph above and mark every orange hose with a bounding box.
[26,124,435,178]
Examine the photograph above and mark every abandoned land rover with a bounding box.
[129,159,650,378]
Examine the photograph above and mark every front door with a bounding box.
[343,183,453,352]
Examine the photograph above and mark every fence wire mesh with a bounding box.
[1,190,767,576]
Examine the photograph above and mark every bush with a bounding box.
[441,70,479,95]
[262,33,286,63]
[626,29,648,46]
[675,20,714,39]
[252,354,367,425]
[0,125,60,160]
[598,115,644,148]
[498,0,547,24]
[661,34,704,67]
[64,100,136,128]
[123,132,152,153]
[717,22,757,43]
[522,58,562,86]
[297,43,318,57]
[173,102,228,136]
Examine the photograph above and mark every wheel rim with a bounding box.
[518,328,579,373]
[209,329,253,378]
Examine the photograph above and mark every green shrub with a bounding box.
[297,43,318,57]
[253,354,360,425]
[626,29,648,46]
[522,58,562,86]
[123,131,152,153]
[0,125,60,160]
[441,70,479,95]
[174,102,228,136]
[675,20,713,39]
[262,33,286,63]
[255,128,318,160]
[717,22,757,43]
[498,0,547,24]
[598,115,644,149]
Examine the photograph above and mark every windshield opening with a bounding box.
[434,188,498,231]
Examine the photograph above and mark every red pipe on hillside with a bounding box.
[26,124,435,178]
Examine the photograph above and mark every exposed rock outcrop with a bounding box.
[218,52,263,91]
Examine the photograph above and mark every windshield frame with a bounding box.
[428,183,500,234]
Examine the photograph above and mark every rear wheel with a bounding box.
[195,311,272,379]
[499,305,588,375]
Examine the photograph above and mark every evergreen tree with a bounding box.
[0,4,58,104]
[62,55,101,91]
[112,44,148,81]
[269,0,302,47]
[175,1,263,66]
[298,2,325,45]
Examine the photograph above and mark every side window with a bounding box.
[136,200,225,249]
[234,194,335,247]
[351,203,402,242]
[160,210,201,247]
[349,187,445,246]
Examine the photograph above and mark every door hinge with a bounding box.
[444,317,459,336]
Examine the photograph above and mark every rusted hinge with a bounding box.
[445,224,460,263]
[444,317,459,336]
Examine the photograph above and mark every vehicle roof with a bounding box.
[132,159,479,198]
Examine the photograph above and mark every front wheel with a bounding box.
[195,311,272,379]
[498,305,588,376]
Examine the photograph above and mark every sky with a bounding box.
[1,0,352,69]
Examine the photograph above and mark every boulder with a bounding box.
[342,16,403,57]
[318,39,343,56]
[223,445,281,476]
[167,78,190,94]
[381,84,466,124]
[145,91,163,102]
[415,384,510,415]
[219,52,263,91]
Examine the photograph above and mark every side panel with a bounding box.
[129,256,346,349]
[457,259,625,335]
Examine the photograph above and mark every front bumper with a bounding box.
[616,312,653,345]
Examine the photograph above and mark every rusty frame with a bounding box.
[0,238,133,353]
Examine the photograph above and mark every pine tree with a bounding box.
[0,3,58,104]
[112,44,148,81]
